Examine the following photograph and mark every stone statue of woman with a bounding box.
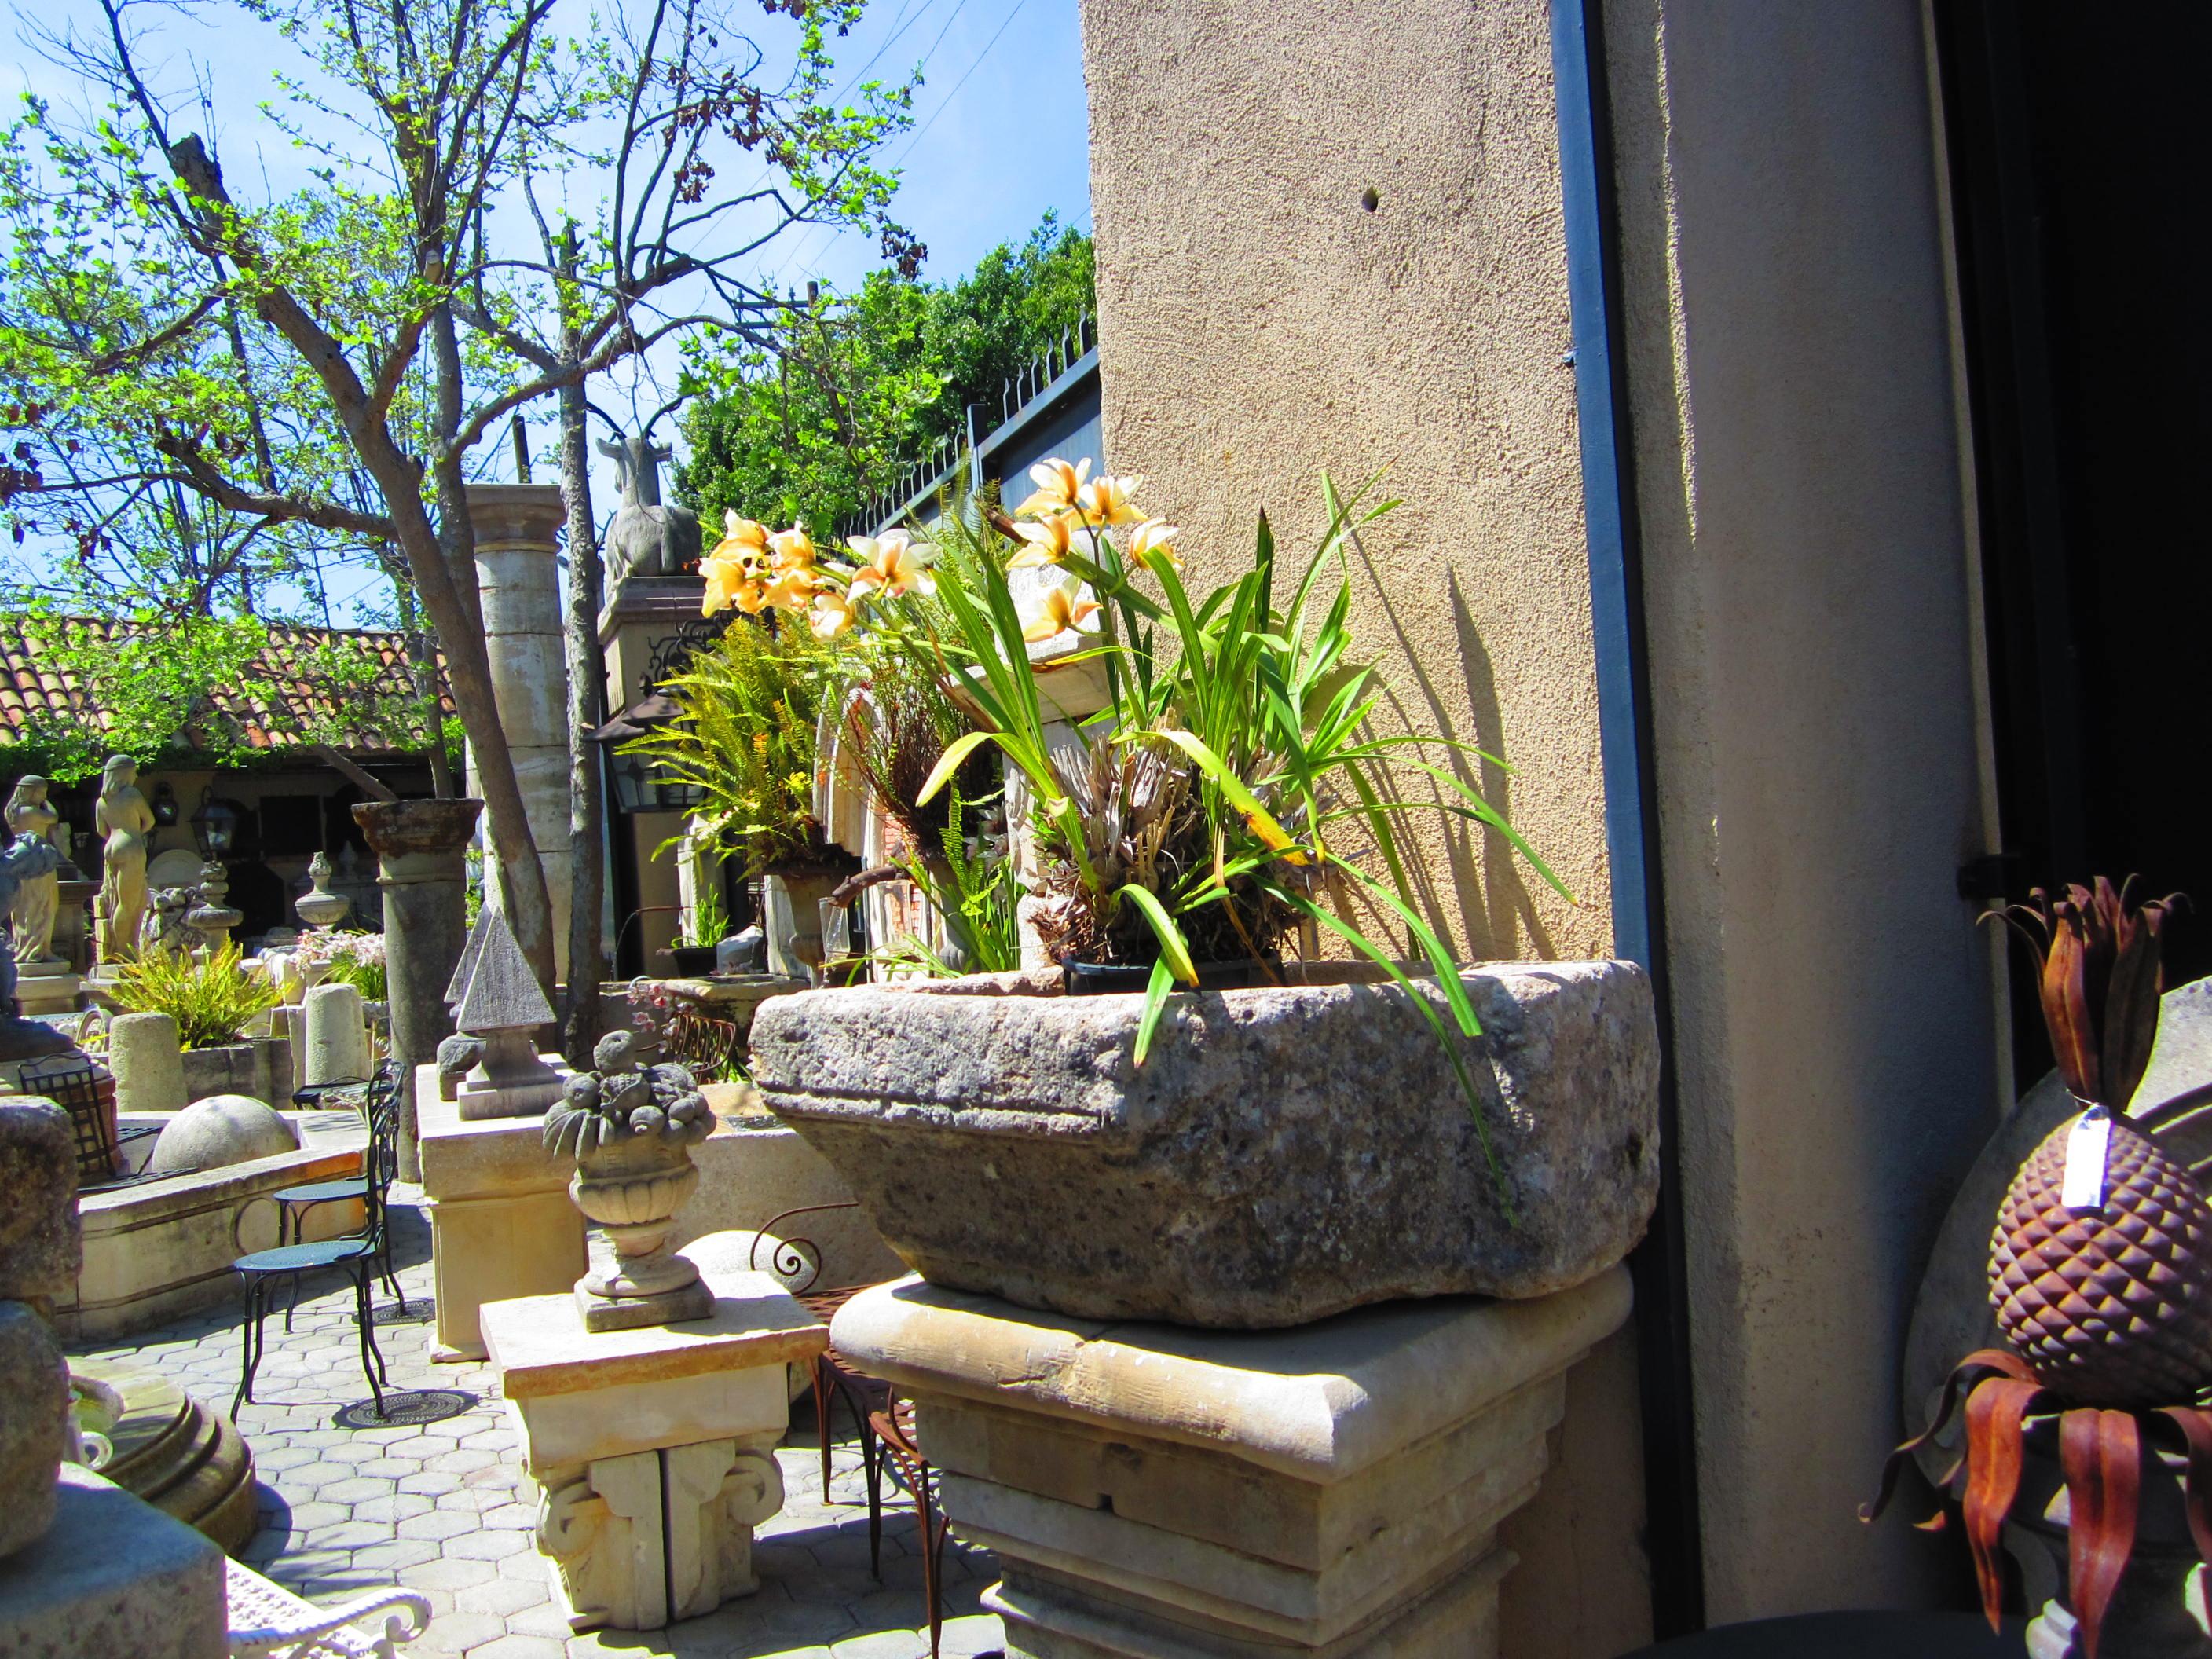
[3,777,60,965]
[94,755,154,963]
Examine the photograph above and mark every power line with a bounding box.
[769,0,1027,289]
[888,0,1030,165]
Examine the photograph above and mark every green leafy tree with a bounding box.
[0,0,914,991]
[677,213,1094,533]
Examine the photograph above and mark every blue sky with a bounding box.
[5,0,1092,620]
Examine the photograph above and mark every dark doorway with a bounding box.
[1936,2,2212,1080]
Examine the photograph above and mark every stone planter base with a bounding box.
[754,961,1658,1327]
[830,1266,1632,1658]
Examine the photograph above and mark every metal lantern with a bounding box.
[591,692,705,815]
[189,787,240,859]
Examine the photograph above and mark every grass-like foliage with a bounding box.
[112,939,280,1049]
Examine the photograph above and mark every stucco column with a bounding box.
[467,484,574,983]
[353,798,482,1181]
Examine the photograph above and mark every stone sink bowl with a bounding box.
[749,959,1660,1329]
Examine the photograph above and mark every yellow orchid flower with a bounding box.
[1125,518,1181,571]
[701,551,764,616]
[1007,511,1079,569]
[845,530,936,599]
[1021,577,1102,643]
[769,525,816,570]
[710,511,771,562]
[762,566,817,613]
[1075,473,1146,529]
[811,588,857,639]
[1013,456,1091,518]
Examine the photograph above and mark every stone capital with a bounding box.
[467,483,567,552]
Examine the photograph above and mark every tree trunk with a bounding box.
[557,366,608,1064]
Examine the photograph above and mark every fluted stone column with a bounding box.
[353,798,482,1181]
[467,485,574,982]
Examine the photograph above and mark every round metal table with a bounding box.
[1618,1610,2021,1657]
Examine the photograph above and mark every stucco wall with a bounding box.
[1079,0,1610,966]
[1079,3,1643,1654]
[1603,0,2003,1622]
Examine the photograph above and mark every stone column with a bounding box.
[832,1268,1634,1659]
[301,982,369,1088]
[353,798,482,1181]
[467,485,574,983]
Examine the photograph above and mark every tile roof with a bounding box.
[0,618,457,757]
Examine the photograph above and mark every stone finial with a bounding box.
[295,851,352,930]
[446,908,561,1119]
[0,1100,80,1304]
[444,910,492,1012]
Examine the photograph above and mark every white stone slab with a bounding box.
[0,1464,225,1659]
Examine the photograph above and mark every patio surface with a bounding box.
[66,1194,1005,1659]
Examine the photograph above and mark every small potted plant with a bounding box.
[664,886,730,979]
[739,462,1661,1328]
[1867,879,2212,1657]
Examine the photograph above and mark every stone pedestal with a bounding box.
[417,1067,586,1361]
[468,484,574,983]
[482,1262,828,1632]
[301,981,370,1088]
[13,961,79,1018]
[109,1012,187,1115]
[354,797,482,1181]
[598,573,709,722]
[0,1465,225,1658]
[830,1268,1634,1659]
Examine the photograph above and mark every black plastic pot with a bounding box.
[665,945,720,977]
[1061,956,1281,995]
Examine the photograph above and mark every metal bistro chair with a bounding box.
[866,1393,952,1658]
[273,1071,407,1310]
[750,1203,895,1500]
[752,1203,950,1646]
[17,1054,159,1193]
[231,1066,401,1419]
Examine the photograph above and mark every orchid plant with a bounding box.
[753,459,1570,1196]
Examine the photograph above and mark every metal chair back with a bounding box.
[20,1055,119,1184]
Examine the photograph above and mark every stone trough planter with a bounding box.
[749,960,1660,1328]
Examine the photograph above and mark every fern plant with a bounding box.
[111,939,280,1049]
[622,617,848,877]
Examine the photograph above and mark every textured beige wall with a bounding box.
[1079,3,1644,1654]
[1079,0,1610,965]
[1604,0,2003,1623]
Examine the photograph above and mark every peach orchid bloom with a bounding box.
[1124,518,1181,571]
[762,566,818,613]
[845,530,936,599]
[701,551,764,617]
[711,511,771,560]
[1013,457,1091,518]
[1021,577,1102,643]
[811,588,857,639]
[1075,473,1146,529]
[1008,511,1079,569]
[769,525,816,570]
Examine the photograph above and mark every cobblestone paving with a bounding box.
[69,1196,1005,1659]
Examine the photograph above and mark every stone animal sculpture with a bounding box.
[599,434,702,584]
[137,885,197,959]
[435,1033,486,1102]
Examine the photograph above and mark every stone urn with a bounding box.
[295,852,352,930]
[762,867,844,982]
[544,1031,716,1331]
[749,960,1661,1328]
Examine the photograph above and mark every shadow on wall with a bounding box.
[1337,518,1556,964]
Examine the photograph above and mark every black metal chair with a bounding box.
[231,1065,400,1419]
[270,1069,408,1320]
[17,1054,159,1193]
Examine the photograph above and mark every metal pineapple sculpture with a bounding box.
[1988,880,2211,1407]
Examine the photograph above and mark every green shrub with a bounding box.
[111,940,280,1049]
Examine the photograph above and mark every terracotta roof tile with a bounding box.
[0,618,457,756]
